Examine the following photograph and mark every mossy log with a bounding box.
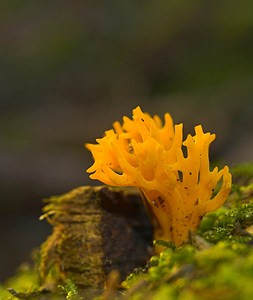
[39,186,153,290]
[2,163,253,300]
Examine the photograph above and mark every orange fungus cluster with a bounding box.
[86,106,232,248]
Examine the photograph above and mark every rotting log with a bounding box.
[39,186,153,290]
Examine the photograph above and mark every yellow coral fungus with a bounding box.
[86,106,232,249]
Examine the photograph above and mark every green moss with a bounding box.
[231,162,253,181]
[198,198,253,244]
[58,279,83,300]
[0,267,84,299]
[0,264,39,299]
[123,241,253,300]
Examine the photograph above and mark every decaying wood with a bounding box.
[39,186,153,289]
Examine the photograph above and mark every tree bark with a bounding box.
[39,186,153,289]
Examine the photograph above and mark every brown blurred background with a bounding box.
[1,0,253,281]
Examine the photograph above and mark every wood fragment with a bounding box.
[39,186,153,289]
